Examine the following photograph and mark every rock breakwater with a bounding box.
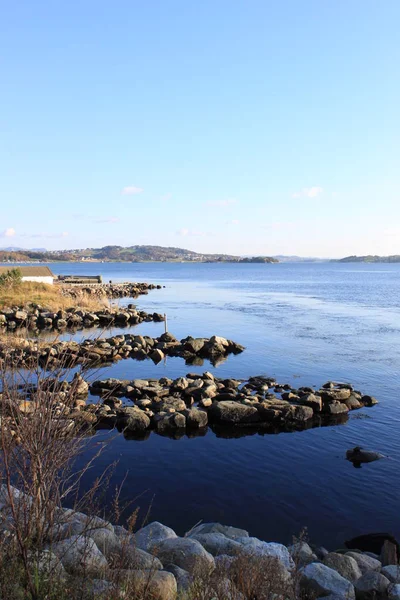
[9,373,377,439]
[0,334,245,370]
[0,304,165,332]
[59,282,163,300]
[87,373,377,436]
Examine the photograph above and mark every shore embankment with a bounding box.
[1,483,398,600]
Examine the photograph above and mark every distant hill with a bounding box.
[272,255,327,263]
[0,245,279,264]
[0,246,47,252]
[336,255,400,263]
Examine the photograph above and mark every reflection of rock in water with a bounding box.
[211,414,349,439]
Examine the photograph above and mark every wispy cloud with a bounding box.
[160,193,172,201]
[176,228,208,237]
[206,198,238,208]
[1,228,16,238]
[20,232,69,239]
[94,217,119,224]
[122,185,144,195]
[226,219,240,225]
[292,186,323,199]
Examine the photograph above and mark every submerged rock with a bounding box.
[346,447,386,464]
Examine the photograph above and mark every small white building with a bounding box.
[0,266,55,285]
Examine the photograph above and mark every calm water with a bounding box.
[13,262,400,548]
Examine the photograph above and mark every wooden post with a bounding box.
[164,313,167,333]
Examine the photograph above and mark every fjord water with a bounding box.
[48,262,400,548]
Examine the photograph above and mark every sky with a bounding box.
[1,0,399,258]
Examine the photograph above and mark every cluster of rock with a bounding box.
[83,373,378,437]
[59,282,163,299]
[0,304,165,332]
[0,333,245,371]
[1,484,397,600]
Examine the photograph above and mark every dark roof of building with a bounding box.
[0,266,54,277]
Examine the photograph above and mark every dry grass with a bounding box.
[0,282,110,312]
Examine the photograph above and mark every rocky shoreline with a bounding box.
[1,484,398,599]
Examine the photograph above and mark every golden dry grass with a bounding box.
[0,282,110,312]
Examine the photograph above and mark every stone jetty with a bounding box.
[0,304,165,332]
[0,334,245,370]
[86,373,378,436]
[59,281,163,300]
[9,373,378,439]
[1,484,397,599]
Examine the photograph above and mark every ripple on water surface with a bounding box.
[18,261,400,548]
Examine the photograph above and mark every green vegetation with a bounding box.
[0,268,22,289]
[0,246,279,264]
[336,255,400,263]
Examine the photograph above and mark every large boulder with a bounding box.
[155,537,215,574]
[164,564,192,593]
[122,546,163,570]
[154,413,186,433]
[382,566,400,584]
[345,552,382,574]
[299,393,322,412]
[209,401,260,425]
[157,398,187,412]
[134,522,178,553]
[119,570,177,600]
[354,571,390,599]
[300,562,355,598]
[187,523,249,541]
[389,584,400,600]
[323,553,362,583]
[191,533,242,556]
[288,542,317,566]
[50,535,108,575]
[184,338,206,353]
[87,528,121,560]
[28,550,66,581]
[116,407,150,432]
[237,538,293,571]
[183,407,208,429]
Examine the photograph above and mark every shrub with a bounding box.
[0,268,22,289]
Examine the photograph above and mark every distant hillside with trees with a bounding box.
[336,255,400,263]
[0,245,279,264]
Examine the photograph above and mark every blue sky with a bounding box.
[1,0,399,258]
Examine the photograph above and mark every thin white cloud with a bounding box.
[226,219,240,225]
[206,198,238,208]
[160,193,172,201]
[292,186,323,199]
[19,232,69,239]
[122,186,144,195]
[1,227,16,238]
[176,228,208,237]
[94,217,119,224]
